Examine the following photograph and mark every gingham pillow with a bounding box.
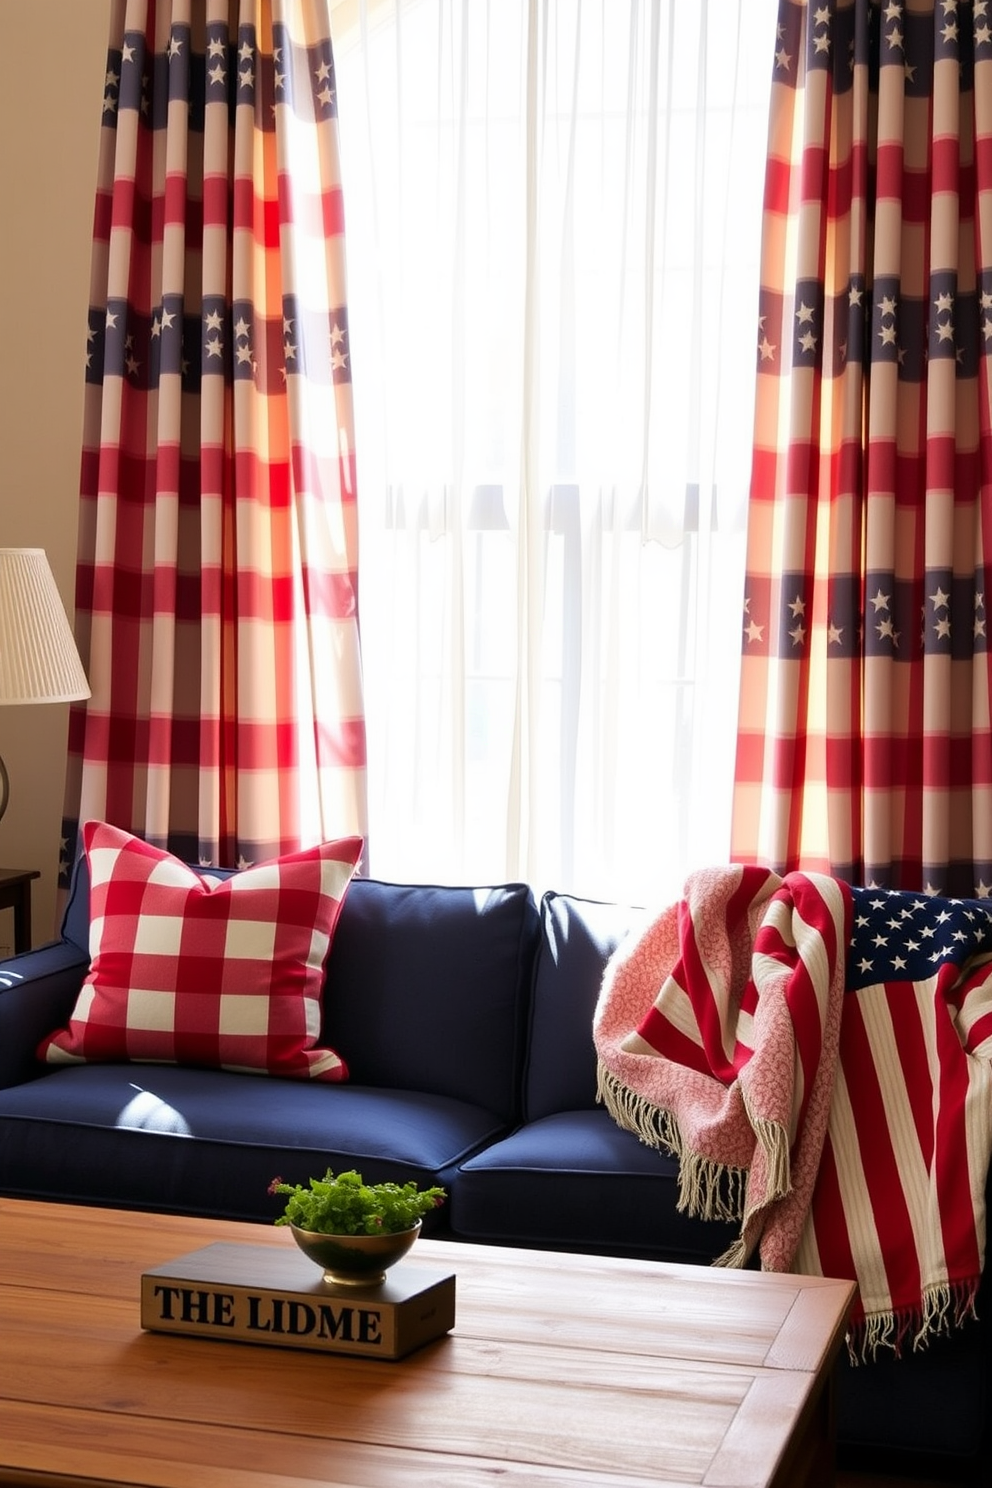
[37,822,363,1081]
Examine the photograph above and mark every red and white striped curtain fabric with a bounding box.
[733,0,992,897]
[60,0,367,880]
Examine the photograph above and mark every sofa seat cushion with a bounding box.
[0,1065,505,1223]
[450,1109,740,1263]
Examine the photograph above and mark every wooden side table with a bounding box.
[0,868,40,955]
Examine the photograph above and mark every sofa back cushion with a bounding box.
[323,878,540,1122]
[524,892,644,1121]
[62,846,101,955]
[63,857,539,1123]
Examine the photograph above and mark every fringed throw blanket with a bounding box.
[594,864,992,1359]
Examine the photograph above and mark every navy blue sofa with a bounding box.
[0,861,989,1480]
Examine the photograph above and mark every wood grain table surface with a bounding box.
[0,1199,856,1488]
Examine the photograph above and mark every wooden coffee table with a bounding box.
[0,1199,854,1487]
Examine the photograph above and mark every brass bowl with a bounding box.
[289,1218,421,1286]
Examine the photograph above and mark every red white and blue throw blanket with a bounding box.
[594,865,992,1358]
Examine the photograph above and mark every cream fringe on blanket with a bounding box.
[597,1064,792,1269]
[597,1065,749,1227]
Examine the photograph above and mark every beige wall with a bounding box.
[0,2,112,943]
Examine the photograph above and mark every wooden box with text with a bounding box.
[141,1241,456,1360]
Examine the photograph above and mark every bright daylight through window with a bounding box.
[332,0,777,906]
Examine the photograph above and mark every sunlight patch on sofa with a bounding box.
[116,1084,193,1136]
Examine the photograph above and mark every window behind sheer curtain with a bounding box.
[333,0,775,905]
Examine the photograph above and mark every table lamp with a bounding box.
[0,547,91,824]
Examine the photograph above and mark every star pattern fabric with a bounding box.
[62,1,367,879]
[733,0,992,897]
[847,885,992,990]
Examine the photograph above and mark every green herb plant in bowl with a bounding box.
[269,1168,446,1286]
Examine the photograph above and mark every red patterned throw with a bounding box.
[594,865,992,1358]
[39,822,363,1081]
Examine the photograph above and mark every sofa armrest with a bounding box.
[0,942,90,1089]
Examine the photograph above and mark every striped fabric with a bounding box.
[732,0,992,896]
[797,883,992,1354]
[61,0,367,884]
[595,864,992,1357]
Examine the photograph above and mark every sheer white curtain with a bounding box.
[333,0,775,904]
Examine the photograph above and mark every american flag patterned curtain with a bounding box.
[732,0,992,897]
[60,0,367,880]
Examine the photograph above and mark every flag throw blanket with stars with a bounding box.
[594,864,992,1358]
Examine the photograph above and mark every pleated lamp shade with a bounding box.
[0,548,90,826]
[0,549,90,705]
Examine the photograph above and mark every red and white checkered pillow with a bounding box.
[38,822,363,1081]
